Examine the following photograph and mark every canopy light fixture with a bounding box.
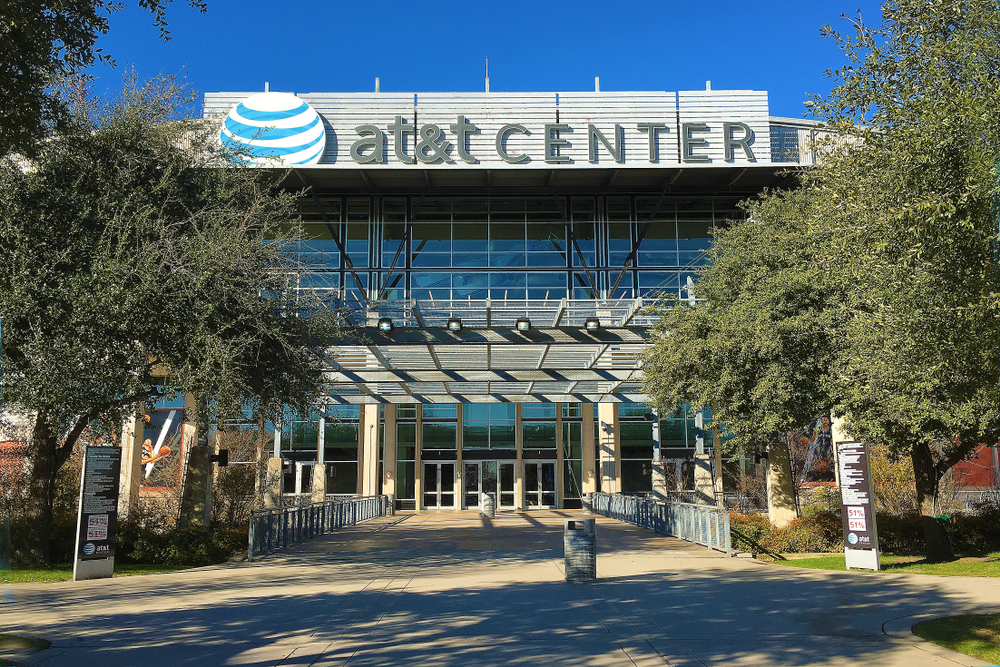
[378,317,394,332]
[516,317,531,332]
[585,317,600,331]
[447,317,462,331]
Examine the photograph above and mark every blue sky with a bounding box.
[89,0,884,119]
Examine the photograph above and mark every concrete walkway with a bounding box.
[2,510,999,666]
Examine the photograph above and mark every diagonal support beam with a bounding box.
[587,344,610,369]
[535,343,552,370]
[551,298,567,326]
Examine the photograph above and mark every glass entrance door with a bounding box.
[464,461,483,508]
[524,461,557,508]
[463,461,516,509]
[422,462,455,509]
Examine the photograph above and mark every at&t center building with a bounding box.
[205,85,814,511]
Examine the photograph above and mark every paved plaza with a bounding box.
[2,511,999,666]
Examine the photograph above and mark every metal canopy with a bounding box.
[325,298,656,404]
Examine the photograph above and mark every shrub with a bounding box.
[116,523,246,566]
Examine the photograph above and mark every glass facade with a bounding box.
[294,195,743,305]
[270,193,742,506]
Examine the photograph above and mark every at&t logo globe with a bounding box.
[219,92,326,166]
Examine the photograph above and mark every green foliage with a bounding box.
[115,523,245,566]
[643,0,1000,562]
[0,0,206,157]
[0,73,340,563]
[729,511,843,555]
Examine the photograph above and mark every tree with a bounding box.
[0,0,206,157]
[0,74,337,563]
[644,0,1000,562]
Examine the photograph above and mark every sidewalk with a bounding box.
[2,510,998,666]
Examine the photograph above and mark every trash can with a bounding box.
[581,492,594,515]
[481,492,496,518]
[564,517,596,583]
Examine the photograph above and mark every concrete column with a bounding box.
[179,393,211,529]
[310,414,326,504]
[117,408,144,520]
[414,405,423,509]
[515,404,523,509]
[652,462,668,500]
[581,403,597,495]
[555,404,564,509]
[262,421,282,508]
[597,403,619,494]
[360,404,380,496]
[767,438,798,528]
[831,415,848,486]
[455,404,463,506]
[310,464,326,504]
[382,405,397,499]
[713,424,724,507]
[694,454,714,504]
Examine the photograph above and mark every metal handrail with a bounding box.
[248,495,393,561]
[589,492,732,557]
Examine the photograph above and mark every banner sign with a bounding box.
[75,446,122,561]
[837,440,880,570]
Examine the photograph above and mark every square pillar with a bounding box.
[414,405,423,509]
[360,405,380,496]
[515,403,523,509]
[179,393,210,529]
[598,403,619,494]
[555,405,563,509]
[581,403,597,495]
[263,421,282,508]
[310,414,326,504]
[118,408,144,520]
[383,405,397,498]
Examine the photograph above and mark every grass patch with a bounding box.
[0,634,51,666]
[0,563,192,584]
[772,552,1000,576]
[913,614,1000,664]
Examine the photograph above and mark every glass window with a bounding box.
[452,272,488,300]
[396,423,417,461]
[412,273,450,300]
[522,422,556,448]
[677,208,714,267]
[522,404,556,419]
[638,271,681,298]
[422,422,456,449]
[490,223,526,267]
[463,403,515,449]
[490,273,526,300]
[527,273,567,300]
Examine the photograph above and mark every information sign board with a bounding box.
[74,446,121,571]
[837,440,880,571]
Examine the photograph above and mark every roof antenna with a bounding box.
[264,81,269,93]
[485,55,490,93]
[375,77,380,93]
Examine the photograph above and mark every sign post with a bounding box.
[73,445,122,581]
[836,441,880,571]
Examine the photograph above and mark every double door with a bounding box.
[423,462,456,509]
[524,461,556,508]
[463,461,515,509]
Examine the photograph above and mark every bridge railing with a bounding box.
[248,495,393,561]
[589,492,732,557]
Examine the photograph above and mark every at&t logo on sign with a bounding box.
[219,92,326,166]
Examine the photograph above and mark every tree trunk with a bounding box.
[24,414,56,564]
[911,442,954,563]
